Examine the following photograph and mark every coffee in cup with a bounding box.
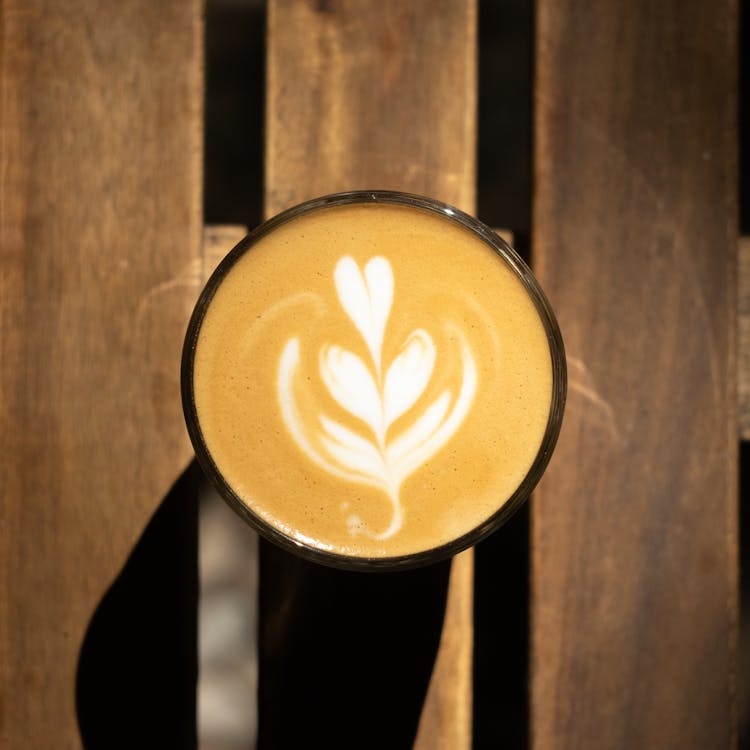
[182,192,565,569]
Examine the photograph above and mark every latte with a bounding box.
[183,193,564,567]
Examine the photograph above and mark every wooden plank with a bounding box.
[0,2,203,747]
[738,237,750,439]
[531,2,738,749]
[495,228,514,246]
[413,550,473,749]
[266,2,476,747]
[203,225,249,279]
[266,0,476,216]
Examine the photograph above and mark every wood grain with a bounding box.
[203,225,249,280]
[0,2,203,746]
[266,0,476,217]
[531,2,738,749]
[266,2,476,746]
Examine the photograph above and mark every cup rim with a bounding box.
[181,190,566,571]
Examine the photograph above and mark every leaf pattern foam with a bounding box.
[277,256,478,541]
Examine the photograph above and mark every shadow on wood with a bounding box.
[258,540,451,749]
[75,462,200,750]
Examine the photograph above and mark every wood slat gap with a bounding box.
[738,236,750,439]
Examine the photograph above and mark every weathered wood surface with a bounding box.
[266,1,476,747]
[203,225,249,279]
[266,0,476,214]
[0,2,203,747]
[531,2,738,749]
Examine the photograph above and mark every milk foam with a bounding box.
[193,202,555,559]
[278,256,477,540]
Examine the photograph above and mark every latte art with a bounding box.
[278,256,477,540]
[185,195,562,565]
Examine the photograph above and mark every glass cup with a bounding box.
[182,191,566,570]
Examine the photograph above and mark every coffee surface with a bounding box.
[193,203,552,558]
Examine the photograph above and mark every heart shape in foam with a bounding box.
[334,256,393,375]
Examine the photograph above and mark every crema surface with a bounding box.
[193,203,552,558]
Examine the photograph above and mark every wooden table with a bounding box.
[0,1,739,748]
